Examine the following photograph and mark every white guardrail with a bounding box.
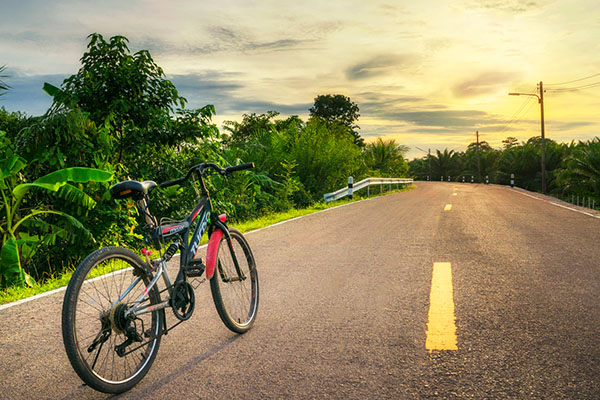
[324,177,414,203]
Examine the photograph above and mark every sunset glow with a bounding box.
[1,0,598,158]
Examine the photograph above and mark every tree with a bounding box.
[408,157,430,180]
[44,33,186,163]
[502,136,519,149]
[0,65,8,97]
[309,94,364,147]
[364,138,409,177]
[431,149,461,179]
[292,118,363,196]
[464,141,500,183]
[222,111,279,145]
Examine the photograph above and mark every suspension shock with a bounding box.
[163,241,180,262]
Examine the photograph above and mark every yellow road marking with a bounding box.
[444,204,452,211]
[425,262,458,352]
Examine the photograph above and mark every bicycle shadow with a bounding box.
[125,334,241,398]
[59,334,241,400]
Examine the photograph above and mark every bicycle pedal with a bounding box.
[185,259,205,277]
[188,258,204,266]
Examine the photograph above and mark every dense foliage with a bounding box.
[0,33,409,288]
[408,136,600,204]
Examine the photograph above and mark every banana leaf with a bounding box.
[0,237,35,287]
[12,167,112,200]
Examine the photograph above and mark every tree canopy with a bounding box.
[309,94,364,147]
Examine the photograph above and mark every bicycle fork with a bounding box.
[205,217,246,282]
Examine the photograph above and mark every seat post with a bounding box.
[136,196,157,228]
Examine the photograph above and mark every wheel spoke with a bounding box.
[63,248,161,392]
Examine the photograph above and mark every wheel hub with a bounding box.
[109,303,130,335]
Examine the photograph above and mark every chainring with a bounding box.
[171,281,195,321]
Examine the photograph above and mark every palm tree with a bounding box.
[431,149,461,180]
[560,138,600,195]
[0,65,9,96]
[364,138,409,176]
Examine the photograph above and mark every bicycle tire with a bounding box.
[210,228,259,333]
[62,247,162,394]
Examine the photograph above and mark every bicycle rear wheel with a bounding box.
[210,228,259,333]
[62,247,162,394]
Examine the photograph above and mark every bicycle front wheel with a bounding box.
[210,228,259,333]
[61,247,162,394]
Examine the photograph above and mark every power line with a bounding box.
[545,73,600,86]
[499,99,536,134]
[546,81,600,92]
[498,87,537,134]
[499,93,535,133]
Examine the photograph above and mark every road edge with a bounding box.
[0,189,404,311]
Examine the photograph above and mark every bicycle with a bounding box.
[61,162,259,394]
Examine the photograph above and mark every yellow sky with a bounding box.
[1,0,599,159]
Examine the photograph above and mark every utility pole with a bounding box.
[509,81,547,194]
[476,131,481,183]
[416,147,432,181]
[428,148,431,181]
[539,81,546,195]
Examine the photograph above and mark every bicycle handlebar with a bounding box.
[225,162,254,174]
[159,162,255,188]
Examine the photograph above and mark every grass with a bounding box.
[0,184,414,306]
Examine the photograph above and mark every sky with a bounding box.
[1,0,599,159]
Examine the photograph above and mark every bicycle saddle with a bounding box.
[110,180,157,200]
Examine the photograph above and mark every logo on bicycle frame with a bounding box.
[189,211,209,259]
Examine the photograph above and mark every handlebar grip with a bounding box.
[159,177,185,188]
[225,162,255,174]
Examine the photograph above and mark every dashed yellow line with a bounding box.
[444,204,452,211]
[425,262,458,352]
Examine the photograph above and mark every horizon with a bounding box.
[1,0,599,160]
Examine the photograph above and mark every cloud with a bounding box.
[452,71,520,98]
[169,72,244,92]
[248,39,309,51]
[346,55,416,80]
[0,70,67,116]
[547,120,597,131]
[357,92,425,106]
[138,25,314,57]
[168,71,310,116]
[392,110,494,127]
[359,93,499,128]
[464,0,546,13]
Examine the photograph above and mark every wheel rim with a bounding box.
[217,236,258,327]
[73,255,159,384]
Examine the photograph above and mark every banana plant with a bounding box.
[0,132,113,287]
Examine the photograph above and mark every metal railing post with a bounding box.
[348,176,353,199]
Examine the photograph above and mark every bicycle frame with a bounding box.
[121,175,245,327]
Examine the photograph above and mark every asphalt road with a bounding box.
[1,182,599,399]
